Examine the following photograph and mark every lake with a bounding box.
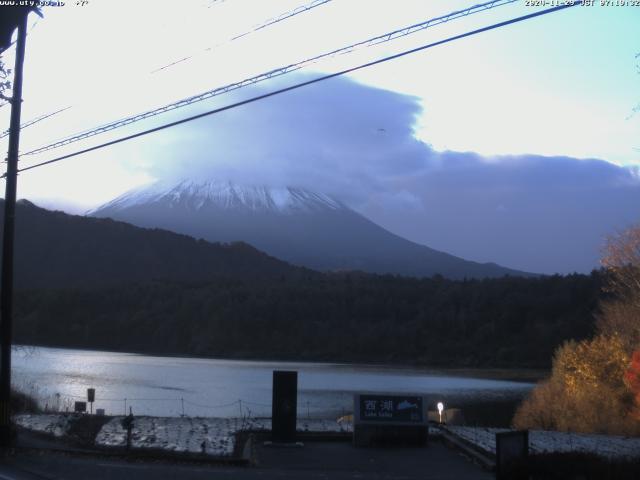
[12,346,534,421]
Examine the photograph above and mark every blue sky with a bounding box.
[0,0,639,274]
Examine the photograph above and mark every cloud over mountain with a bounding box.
[119,74,640,274]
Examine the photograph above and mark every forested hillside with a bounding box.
[1,199,603,368]
[14,272,602,368]
[2,199,307,288]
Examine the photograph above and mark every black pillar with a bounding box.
[272,370,297,443]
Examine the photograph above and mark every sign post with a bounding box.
[87,388,95,414]
[496,430,529,480]
[353,393,428,447]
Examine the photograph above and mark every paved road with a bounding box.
[0,440,492,479]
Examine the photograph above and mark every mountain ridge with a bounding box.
[3,199,308,289]
[90,178,534,279]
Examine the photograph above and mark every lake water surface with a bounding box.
[13,346,533,418]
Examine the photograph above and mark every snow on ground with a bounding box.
[445,426,640,460]
[14,414,74,438]
[17,413,639,460]
[14,413,350,457]
[96,416,242,456]
[95,416,352,457]
[11,412,350,459]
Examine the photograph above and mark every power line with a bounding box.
[23,0,513,156]
[20,0,516,158]
[0,106,70,140]
[151,0,333,74]
[5,2,581,179]
[232,0,331,39]
[4,1,330,146]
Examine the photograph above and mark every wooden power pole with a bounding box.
[0,11,28,449]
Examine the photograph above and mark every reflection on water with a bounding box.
[12,346,533,418]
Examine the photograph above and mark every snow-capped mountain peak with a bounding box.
[89,177,530,279]
[89,179,344,215]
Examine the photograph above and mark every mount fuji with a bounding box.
[89,179,530,279]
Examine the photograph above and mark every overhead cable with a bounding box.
[5,2,581,178]
[151,0,333,74]
[0,106,70,140]
[21,0,517,158]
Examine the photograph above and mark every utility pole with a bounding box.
[0,12,28,449]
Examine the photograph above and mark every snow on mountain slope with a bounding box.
[90,179,343,215]
[89,178,532,279]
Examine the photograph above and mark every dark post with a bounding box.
[496,430,529,480]
[272,370,297,443]
[0,12,28,449]
[87,388,95,414]
[121,409,134,451]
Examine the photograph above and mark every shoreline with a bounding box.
[13,343,548,383]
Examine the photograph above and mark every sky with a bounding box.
[0,0,639,274]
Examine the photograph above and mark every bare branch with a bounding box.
[601,223,640,307]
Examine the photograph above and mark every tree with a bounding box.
[513,224,640,435]
[626,351,640,420]
[601,223,640,306]
[514,335,636,435]
[0,56,11,107]
[598,223,640,350]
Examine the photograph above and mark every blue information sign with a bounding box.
[358,394,423,423]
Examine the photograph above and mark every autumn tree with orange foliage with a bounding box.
[514,223,640,435]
